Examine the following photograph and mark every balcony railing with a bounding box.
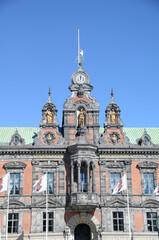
[69,192,99,210]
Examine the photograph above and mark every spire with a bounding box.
[77,29,84,66]
[110,88,116,104]
[47,87,53,103]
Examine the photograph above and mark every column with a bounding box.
[77,163,81,192]
[87,163,90,192]
[71,162,74,193]
[92,164,96,193]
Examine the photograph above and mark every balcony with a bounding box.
[69,192,99,211]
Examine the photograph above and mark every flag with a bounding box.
[0,173,9,193]
[153,185,159,195]
[33,174,47,193]
[79,50,83,56]
[113,174,127,194]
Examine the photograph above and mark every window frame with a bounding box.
[143,173,154,195]
[110,172,122,195]
[43,212,54,233]
[8,213,19,234]
[137,161,158,195]
[10,173,20,195]
[146,212,158,232]
[3,162,26,196]
[112,211,124,232]
[47,173,54,195]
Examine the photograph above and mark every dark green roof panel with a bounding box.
[0,127,158,145]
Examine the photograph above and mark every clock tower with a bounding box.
[62,64,100,144]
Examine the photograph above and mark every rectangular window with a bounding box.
[10,173,20,195]
[113,212,124,231]
[8,213,19,233]
[80,172,87,192]
[143,173,154,194]
[110,173,121,194]
[43,212,54,232]
[47,173,54,194]
[147,212,157,232]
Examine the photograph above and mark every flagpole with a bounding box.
[126,174,131,240]
[0,211,1,240]
[6,173,10,240]
[46,173,48,240]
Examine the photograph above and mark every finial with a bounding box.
[111,88,114,98]
[77,29,84,66]
[110,88,115,104]
[47,87,53,104]
[48,87,51,97]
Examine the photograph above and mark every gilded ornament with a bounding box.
[45,108,53,123]
[78,108,86,127]
[110,109,117,124]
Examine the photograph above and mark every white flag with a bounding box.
[79,50,83,56]
[113,174,127,194]
[33,174,47,193]
[153,185,159,195]
[0,173,9,193]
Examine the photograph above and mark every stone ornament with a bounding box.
[43,132,55,144]
[108,132,120,144]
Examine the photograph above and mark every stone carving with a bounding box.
[43,132,55,144]
[4,161,26,170]
[108,132,120,144]
[137,161,159,169]
[45,108,53,123]
[78,108,86,127]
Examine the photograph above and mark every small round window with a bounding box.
[144,137,148,143]
[14,136,19,144]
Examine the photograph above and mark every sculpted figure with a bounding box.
[45,109,53,123]
[110,109,117,124]
[78,108,86,127]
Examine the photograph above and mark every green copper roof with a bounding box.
[0,127,40,145]
[99,128,159,145]
[0,127,158,145]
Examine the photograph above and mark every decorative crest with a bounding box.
[77,29,84,66]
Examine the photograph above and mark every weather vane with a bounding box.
[77,29,84,66]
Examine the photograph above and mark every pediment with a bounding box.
[106,161,124,168]
[137,161,159,169]
[4,161,27,170]
[39,162,58,169]
[35,197,63,207]
[108,198,127,207]
[2,199,25,208]
[141,199,159,207]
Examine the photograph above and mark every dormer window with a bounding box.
[9,130,25,146]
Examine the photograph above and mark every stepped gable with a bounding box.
[63,64,100,145]
[33,88,65,146]
[99,89,130,145]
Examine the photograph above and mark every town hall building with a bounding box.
[0,53,159,240]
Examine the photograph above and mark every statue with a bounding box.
[110,109,117,124]
[78,108,86,127]
[45,109,53,123]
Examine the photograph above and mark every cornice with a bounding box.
[0,146,67,155]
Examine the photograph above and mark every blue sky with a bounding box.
[0,0,159,127]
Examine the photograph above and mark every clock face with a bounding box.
[76,74,86,84]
